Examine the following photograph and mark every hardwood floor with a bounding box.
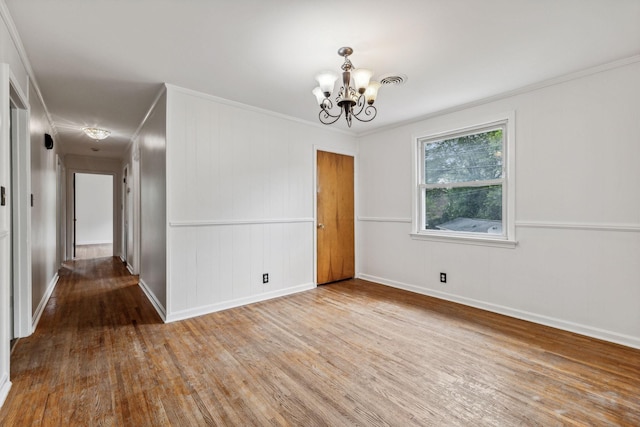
[1,258,639,426]
[74,243,113,260]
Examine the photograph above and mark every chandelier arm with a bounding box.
[318,101,343,125]
[352,104,377,123]
[321,98,334,110]
[352,94,367,116]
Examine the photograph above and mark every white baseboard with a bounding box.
[359,273,640,350]
[32,273,60,331]
[165,283,317,323]
[0,373,11,408]
[138,279,167,322]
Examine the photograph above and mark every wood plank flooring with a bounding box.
[74,243,113,260]
[1,257,639,426]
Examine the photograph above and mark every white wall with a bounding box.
[357,60,640,349]
[29,82,57,329]
[75,173,113,245]
[164,85,357,321]
[137,89,167,316]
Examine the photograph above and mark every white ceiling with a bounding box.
[4,0,640,158]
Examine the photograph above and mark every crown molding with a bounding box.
[165,83,356,137]
[357,54,640,138]
[0,0,58,138]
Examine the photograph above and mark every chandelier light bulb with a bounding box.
[352,68,373,94]
[364,81,381,105]
[312,87,326,106]
[315,72,338,97]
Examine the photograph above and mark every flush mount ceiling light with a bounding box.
[82,127,111,140]
[312,47,383,128]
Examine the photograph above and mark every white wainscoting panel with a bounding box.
[167,220,314,320]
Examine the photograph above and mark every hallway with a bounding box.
[0,257,158,425]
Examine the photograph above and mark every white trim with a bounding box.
[169,218,314,227]
[9,83,32,338]
[32,273,59,332]
[131,85,167,144]
[516,221,640,233]
[422,178,504,190]
[0,373,10,408]
[410,232,517,248]
[165,282,316,323]
[358,217,412,223]
[359,54,640,137]
[138,279,167,322]
[166,84,354,136]
[8,70,27,108]
[359,274,640,350]
[0,1,57,138]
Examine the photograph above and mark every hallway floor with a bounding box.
[74,243,113,260]
[0,258,639,425]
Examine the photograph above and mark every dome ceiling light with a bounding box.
[82,127,111,141]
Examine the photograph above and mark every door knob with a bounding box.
[317,223,325,229]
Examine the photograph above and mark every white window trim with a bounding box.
[411,112,517,248]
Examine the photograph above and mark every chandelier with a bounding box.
[312,47,381,127]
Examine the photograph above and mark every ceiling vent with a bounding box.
[379,73,407,86]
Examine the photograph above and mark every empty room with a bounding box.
[0,1,638,425]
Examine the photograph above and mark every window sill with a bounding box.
[410,232,517,248]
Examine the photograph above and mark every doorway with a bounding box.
[9,99,15,345]
[122,165,131,268]
[316,150,355,284]
[74,173,114,259]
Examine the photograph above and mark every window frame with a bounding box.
[411,113,516,248]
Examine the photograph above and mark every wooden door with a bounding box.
[317,150,355,284]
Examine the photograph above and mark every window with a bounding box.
[413,115,515,247]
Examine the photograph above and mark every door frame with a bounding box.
[8,72,32,339]
[313,145,358,285]
[66,170,117,260]
[122,164,129,265]
[56,155,66,268]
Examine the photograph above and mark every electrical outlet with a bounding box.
[262,273,269,284]
[440,273,447,283]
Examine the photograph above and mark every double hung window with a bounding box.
[414,117,515,246]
